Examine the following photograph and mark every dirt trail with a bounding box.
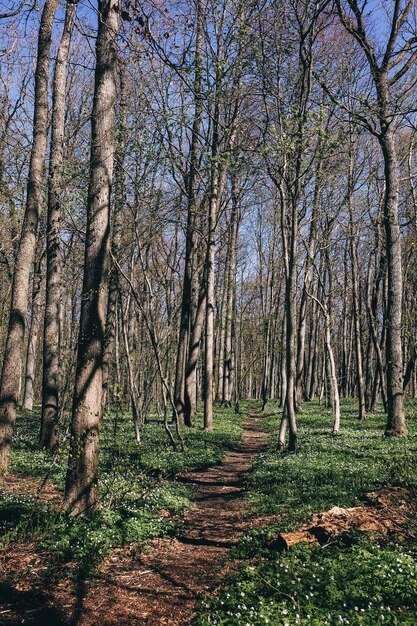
[0,407,268,626]
[75,407,267,626]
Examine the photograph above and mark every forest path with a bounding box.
[76,406,268,625]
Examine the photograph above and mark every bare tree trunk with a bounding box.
[203,15,227,431]
[279,185,298,451]
[338,241,348,398]
[64,0,119,513]
[216,273,226,402]
[325,314,340,435]
[204,175,218,432]
[335,0,408,436]
[279,315,287,408]
[174,0,203,427]
[347,137,366,420]
[295,169,320,412]
[40,0,77,450]
[222,173,238,407]
[403,346,416,392]
[379,124,407,435]
[0,0,58,471]
[23,250,45,411]
[364,332,374,411]
[306,290,319,401]
[285,256,298,451]
[185,278,206,423]
[261,323,271,411]
[366,248,387,412]
[120,286,141,442]
[102,59,127,411]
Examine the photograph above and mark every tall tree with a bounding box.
[347,127,366,420]
[22,245,45,411]
[0,0,58,471]
[64,0,120,513]
[40,0,78,451]
[173,0,204,428]
[334,0,415,435]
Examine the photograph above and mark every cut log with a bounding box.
[269,530,320,551]
[269,487,416,551]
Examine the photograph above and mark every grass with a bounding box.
[194,399,417,626]
[0,402,244,576]
[3,398,417,622]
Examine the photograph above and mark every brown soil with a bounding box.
[0,408,271,626]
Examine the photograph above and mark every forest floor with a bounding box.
[0,406,271,625]
[2,401,417,625]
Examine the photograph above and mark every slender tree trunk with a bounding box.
[364,333,374,410]
[120,288,141,442]
[222,174,238,407]
[185,278,206,423]
[279,188,298,451]
[0,0,58,471]
[347,139,366,420]
[379,121,407,435]
[204,176,218,431]
[64,0,120,513]
[306,292,319,400]
[285,256,298,451]
[324,313,340,435]
[174,0,203,427]
[367,239,386,412]
[340,242,349,398]
[279,315,286,407]
[216,274,226,401]
[40,0,77,450]
[403,346,416,391]
[295,172,320,412]
[335,0,410,435]
[23,251,45,411]
[261,323,271,410]
[102,59,127,411]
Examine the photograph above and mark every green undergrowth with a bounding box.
[246,401,417,533]
[0,403,243,577]
[196,537,417,625]
[194,400,417,625]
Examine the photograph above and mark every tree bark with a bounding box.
[173,0,203,427]
[102,58,127,411]
[64,0,120,513]
[23,250,45,411]
[347,139,366,420]
[295,167,320,411]
[379,122,407,435]
[40,0,77,450]
[0,0,58,471]
[222,173,238,407]
[185,277,206,422]
[203,169,219,432]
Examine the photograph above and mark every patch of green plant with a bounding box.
[38,487,184,577]
[195,400,417,624]
[9,409,67,482]
[246,400,417,533]
[0,492,41,537]
[101,403,243,479]
[195,536,417,625]
[1,403,243,576]
[0,476,190,576]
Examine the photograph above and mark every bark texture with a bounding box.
[0,0,58,471]
[64,0,120,513]
[40,0,78,451]
[174,0,203,427]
